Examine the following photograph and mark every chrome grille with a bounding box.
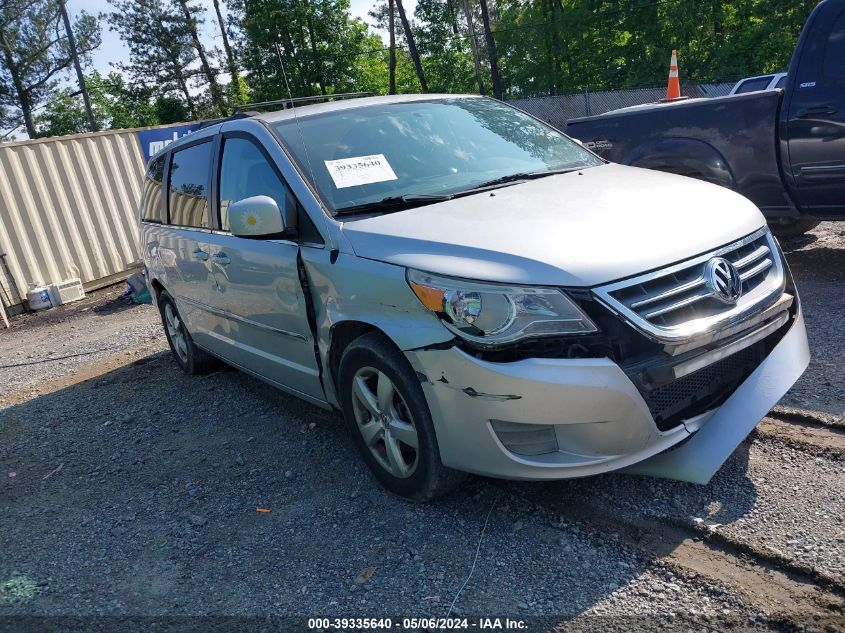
[593,228,785,344]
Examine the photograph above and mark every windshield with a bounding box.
[271,97,603,214]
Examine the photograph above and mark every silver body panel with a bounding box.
[340,163,765,287]
[140,95,809,484]
[201,232,323,399]
[405,308,808,482]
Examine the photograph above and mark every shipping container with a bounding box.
[0,121,201,313]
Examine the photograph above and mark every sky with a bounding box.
[73,0,417,78]
[0,0,417,139]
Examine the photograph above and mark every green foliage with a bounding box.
[0,0,100,136]
[414,0,476,93]
[154,94,191,123]
[107,0,201,116]
[231,0,382,101]
[4,0,819,140]
[35,71,168,137]
[230,74,251,106]
[491,0,818,97]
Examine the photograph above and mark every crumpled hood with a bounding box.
[340,163,766,287]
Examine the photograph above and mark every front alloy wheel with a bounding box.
[350,367,420,479]
[338,332,465,502]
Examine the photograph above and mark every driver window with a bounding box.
[218,137,295,231]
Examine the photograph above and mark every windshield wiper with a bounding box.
[335,193,454,217]
[454,167,583,196]
[334,167,585,216]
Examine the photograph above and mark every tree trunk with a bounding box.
[172,62,198,118]
[301,0,326,95]
[58,0,97,131]
[462,0,485,95]
[0,29,35,137]
[447,0,460,35]
[547,0,561,95]
[477,0,502,99]
[395,0,428,92]
[212,0,241,88]
[388,0,396,94]
[175,0,228,114]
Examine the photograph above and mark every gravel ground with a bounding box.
[0,286,165,396]
[518,434,845,584]
[0,350,761,623]
[778,221,845,418]
[1,222,844,630]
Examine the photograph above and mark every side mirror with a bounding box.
[228,195,293,239]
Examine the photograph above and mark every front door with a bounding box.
[204,134,324,401]
[786,2,845,216]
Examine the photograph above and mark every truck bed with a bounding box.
[565,91,794,219]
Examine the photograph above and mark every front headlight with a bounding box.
[407,269,597,345]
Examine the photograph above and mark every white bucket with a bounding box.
[26,285,52,311]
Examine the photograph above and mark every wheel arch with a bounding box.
[147,277,165,304]
[623,137,738,190]
[327,320,383,393]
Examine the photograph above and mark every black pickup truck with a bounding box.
[566,0,845,236]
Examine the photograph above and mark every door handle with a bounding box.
[797,104,837,118]
[212,252,231,266]
[193,248,209,261]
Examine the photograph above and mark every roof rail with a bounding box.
[196,117,227,130]
[232,92,374,115]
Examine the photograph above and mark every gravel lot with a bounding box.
[778,221,845,417]
[1,222,844,631]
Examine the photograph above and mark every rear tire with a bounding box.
[338,332,465,502]
[771,217,821,238]
[157,291,218,375]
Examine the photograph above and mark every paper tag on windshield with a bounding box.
[324,154,398,189]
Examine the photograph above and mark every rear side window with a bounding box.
[734,76,773,94]
[141,156,165,222]
[774,76,787,89]
[168,142,212,228]
[823,11,845,79]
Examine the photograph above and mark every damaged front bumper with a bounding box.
[405,309,809,483]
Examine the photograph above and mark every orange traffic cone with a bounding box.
[666,49,681,100]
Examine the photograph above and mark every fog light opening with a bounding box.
[490,420,559,456]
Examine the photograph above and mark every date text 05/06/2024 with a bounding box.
[307,617,528,630]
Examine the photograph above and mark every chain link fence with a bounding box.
[507,82,734,130]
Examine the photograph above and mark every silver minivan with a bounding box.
[140,94,809,501]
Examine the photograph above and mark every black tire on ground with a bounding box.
[771,217,821,238]
[157,290,218,375]
[338,331,465,502]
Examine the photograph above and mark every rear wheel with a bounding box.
[158,291,217,375]
[338,332,465,502]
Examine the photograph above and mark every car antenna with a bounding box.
[273,39,339,261]
[274,42,313,179]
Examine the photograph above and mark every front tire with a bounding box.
[158,291,217,375]
[338,332,464,502]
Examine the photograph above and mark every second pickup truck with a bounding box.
[566,0,845,236]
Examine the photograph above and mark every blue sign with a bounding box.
[136,124,202,162]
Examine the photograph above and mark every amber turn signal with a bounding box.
[409,281,445,312]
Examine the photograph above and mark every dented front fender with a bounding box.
[300,248,454,406]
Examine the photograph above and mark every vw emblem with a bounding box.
[705,257,743,304]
